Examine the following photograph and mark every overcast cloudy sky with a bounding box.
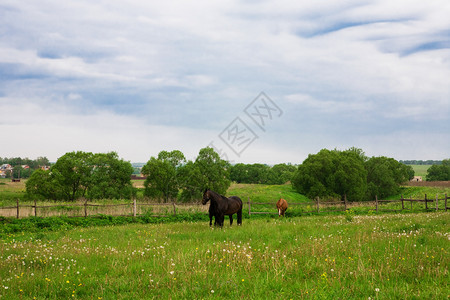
[1,0,449,164]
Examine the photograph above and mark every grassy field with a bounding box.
[410,165,431,178]
[0,212,448,299]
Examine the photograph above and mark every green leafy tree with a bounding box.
[25,169,58,200]
[141,150,186,202]
[50,151,93,201]
[426,159,450,181]
[292,148,367,201]
[365,156,413,199]
[180,147,231,202]
[267,163,297,184]
[88,152,135,199]
[26,151,134,201]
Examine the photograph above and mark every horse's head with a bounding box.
[202,189,210,205]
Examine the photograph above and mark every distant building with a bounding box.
[0,164,12,171]
[411,176,423,182]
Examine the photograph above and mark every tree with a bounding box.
[50,151,93,201]
[267,163,297,184]
[365,157,411,199]
[25,151,134,201]
[180,147,231,202]
[426,159,450,181]
[292,148,367,201]
[141,150,186,202]
[25,169,58,200]
[88,152,135,199]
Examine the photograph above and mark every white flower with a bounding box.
[211,290,214,293]
[375,288,380,292]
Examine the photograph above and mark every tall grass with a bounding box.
[1,212,448,299]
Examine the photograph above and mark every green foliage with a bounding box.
[292,148,367,201]
[426,159,450,181]
[25,169,59,200]
[366,156,413,199]
[179,147,231,202]
[293,148,419,201]
[88,152,135,199]
[25,151,134,201]
[230,163,296,184]
[141,150,186,202]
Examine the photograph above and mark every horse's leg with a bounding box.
[209,211,213,226]
[229,215,233,226]
[218,214,225,227]
[237,208,242,225]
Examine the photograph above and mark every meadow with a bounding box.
[1,212,448,299]
[410,165,431,178]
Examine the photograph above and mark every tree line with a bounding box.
[26,152,134,201]
[291,148,415,202]
[22,147,449,203]
[426,160,450,181]
[400,160,443,165]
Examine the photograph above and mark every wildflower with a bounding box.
[211,290,214,293]
[375,288,380,292]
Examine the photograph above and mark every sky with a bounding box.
[0,0,449,164]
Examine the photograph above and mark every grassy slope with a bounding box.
[226,183,310,203]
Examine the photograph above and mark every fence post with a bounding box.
[133,198,137,217]
[84,199,88,218]
[375,195,378,213]
[316,197,320,213]
[410,196,413,210]
[34,199,37,217]
[248,197,251,216]
[425,194,428,210]
[436,194,438,211]
[401,194,404,210]
[173,202,176,216]
[344,194,347,210]
[16,199,19,219]
[445,194,448,211]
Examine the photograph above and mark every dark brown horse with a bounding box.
[202,189,242,227]
[276,198,288,217]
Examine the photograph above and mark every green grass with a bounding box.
[0,178,27,204]
[409,164,432,178]
[0,212,448,299]
[227,183,310,203]
[387,186,450,200]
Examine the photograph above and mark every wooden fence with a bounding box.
[247,194,449,215]
[0,194,448,219]
[0,199,208,219]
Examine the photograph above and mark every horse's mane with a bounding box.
[207,189,228,201]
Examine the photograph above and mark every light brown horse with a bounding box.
[276,198,288,217]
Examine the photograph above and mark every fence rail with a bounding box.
[0,194,448,219]
[247,194,448,215]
